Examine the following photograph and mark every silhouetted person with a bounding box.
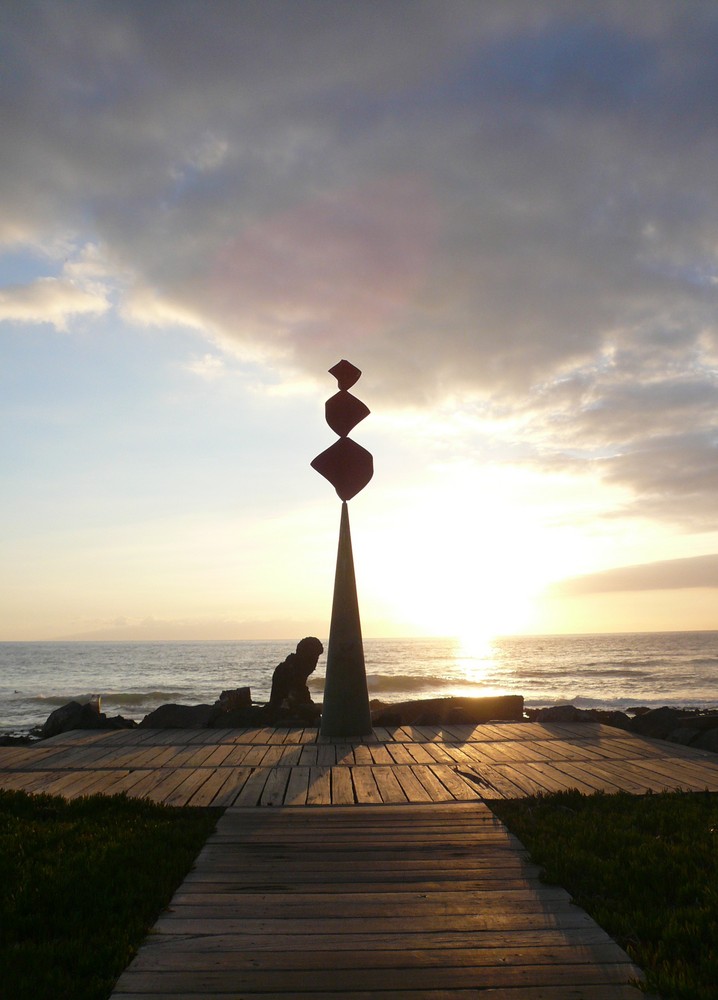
[265,637,323,723]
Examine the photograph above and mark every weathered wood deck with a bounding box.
[2,720,718,805]
[5,721,708,996]
[110,802,647,999]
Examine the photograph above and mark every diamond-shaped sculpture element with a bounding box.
[329,359,362,391]
[311,437,374,501]
[325,390,370,438]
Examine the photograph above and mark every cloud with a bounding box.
[0,276,109,329]
[552,553,718,595]
[183,353,226,380]
[58,616,325,641]
[2,1,718,523]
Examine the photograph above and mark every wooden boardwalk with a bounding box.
[2,721,718,805]
[4,721,710,996]
[111,802,647,999]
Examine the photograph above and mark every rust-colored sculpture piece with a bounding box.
[311,360,373,738]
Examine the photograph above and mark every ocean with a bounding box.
[1,632,717,737]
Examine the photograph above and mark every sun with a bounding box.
[359,461,594,641]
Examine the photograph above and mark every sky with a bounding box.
[1,0,717,643]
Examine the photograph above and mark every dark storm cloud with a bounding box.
[2,0,718,524]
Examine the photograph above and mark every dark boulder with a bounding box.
[587,709,633,731]
[630,706,687,740]
[139,703,216,728]
[0,734,36,746]
[694,729,718,753]
[533,706,632,730]
[666,726,702,747]
[371,695,523,727]
[210,705,267,728]
[535,705,584,723]
[215,687,252,712]
[41,700,137,738]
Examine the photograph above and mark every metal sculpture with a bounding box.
[311,360,373,738]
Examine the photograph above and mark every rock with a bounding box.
[371,695,523,727]
[585,709,632,731]
[532,705,632,730]
[675,713,718,731]
[215,688,252,712]
[694,729,718,753]
[629,706,686,740]
[41,701,92,738]
[666,726,702,746]
[40,700,137,738]
[101,715,137,731]
[139,703,216,728]
[535,705,584,723]
[210,705,267,728]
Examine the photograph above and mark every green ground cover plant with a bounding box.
[0,789,219,1000]
[491,790,718,1000]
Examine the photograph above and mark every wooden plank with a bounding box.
[185,765,242,806]
[123,924,623,952]
[137,767,198,804]
[230,767,270,806]
[618,757,712,792]
[470,764,529,799]
[385,741,416,764]
[240,744,271,766]
[306,766,332,805]
[210,767,255,807]
[370,765,408,803]
[163,767,216,807]
[220,743,254,765]
[284,765,310,806]
[351,766,383,804]
[428,765,481,801]
[412,725,444,742]
[392,765,435,803]
[368,743,394,764]
[259,766,290,806]
[402,741,436,764]
[351,743,374,765]
[517,760,603,796]
[123,940,637,971]
[331,766,355,804]
[298,744,319,765]
[549,759,633,794]
[200,743,235,766]
[317,743,337,766]
[409,764,460,802]
[113,961,642,992]
[111,987,644,1000]
[54,769,127,799]
[419,741,461,765]
[335,744,356,766]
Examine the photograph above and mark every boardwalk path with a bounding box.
[3,721,718,805]
[111,802,646,999]
[4,721,712,995]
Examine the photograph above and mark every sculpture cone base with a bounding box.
[320,502,373,739]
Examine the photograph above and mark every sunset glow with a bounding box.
[1,3,717,641]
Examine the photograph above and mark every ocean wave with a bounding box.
[364,673,483,693]
[29,691,190,706]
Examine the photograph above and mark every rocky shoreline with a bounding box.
[3,693,718,755]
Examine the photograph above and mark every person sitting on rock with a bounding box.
[265,637,324,723]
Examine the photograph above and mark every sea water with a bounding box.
[1,632,717,736]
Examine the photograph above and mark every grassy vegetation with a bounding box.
[0,789,219,1000]
[491,790,718,1000]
